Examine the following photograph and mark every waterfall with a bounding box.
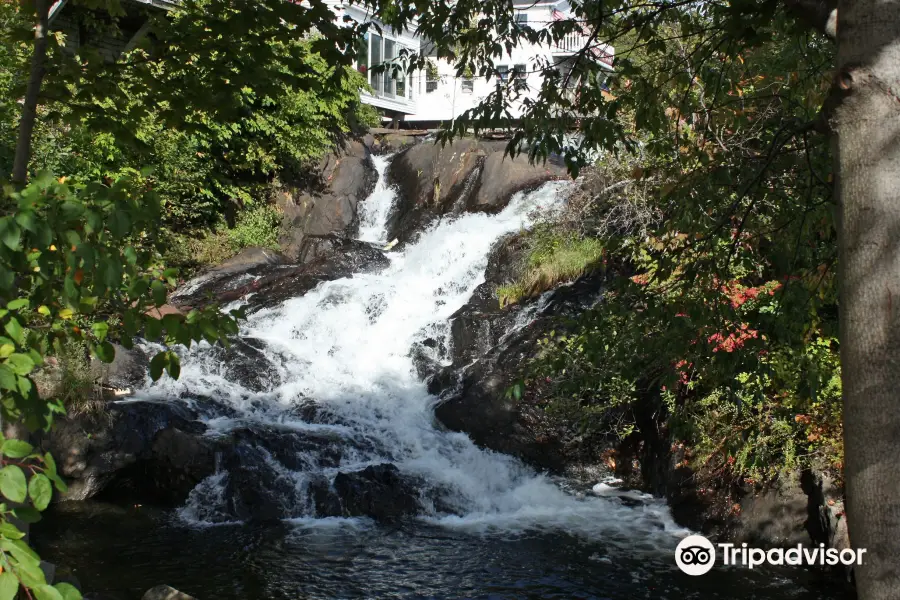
[138,154,686,547]
[356,153,397,244]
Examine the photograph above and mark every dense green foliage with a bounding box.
[0,0,385,595]
[496,18,842,482]
[1,0,376,231]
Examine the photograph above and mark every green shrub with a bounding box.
[227,205,282,251]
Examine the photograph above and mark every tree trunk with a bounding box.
[11,0,50,186]
[833,1,900,598]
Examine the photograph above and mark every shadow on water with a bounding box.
[35,502,856,600]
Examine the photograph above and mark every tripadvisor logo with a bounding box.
[675,535,866,576]
[675,535,717,575]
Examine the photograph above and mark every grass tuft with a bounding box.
[498,230,603,307]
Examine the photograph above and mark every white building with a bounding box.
[329,2,422,117]
[338,0,614,126]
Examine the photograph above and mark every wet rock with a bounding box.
[409,336,448,380]
[241,237,389,312]
[431,235,607,473]
[90,343,149,395]
[222,444,296,522]
[205,337,280,393]
[227,425,346,472]
[332,463,419,522]
[385,138,569,244]
[469,152,567,213]
[444,234,529,366]
[308,474,343,517]
[386,139,488,243]
[142,585,196,600]
[278,140,378,261]
[37,401,215,504]
[433,318,573,472]
[375,132,419,154]
[170,246,287,308]
[169,235,388,313]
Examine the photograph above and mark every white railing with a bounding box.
[552,35,615,69]
[552,32,588,54]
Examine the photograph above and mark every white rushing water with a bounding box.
[140,155,687,547]
[356,154,397,243]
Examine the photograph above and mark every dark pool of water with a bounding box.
[34,502,857,600]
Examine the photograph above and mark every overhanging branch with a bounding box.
[783,0,838,39]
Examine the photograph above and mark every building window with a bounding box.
[497,65,509,82]
[513,64,526,79]
[383,38,396,97]
[515,12,528,24]
[356,33,369,77]
[461,77,474,93]
[370,33,383,94]
[426,60,439,93]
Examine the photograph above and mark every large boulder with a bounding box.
[385,138,569,243]
[89,343,150,395]
[469,152,568,213]
[240,236,389,313]
[385,139,489,242]
[430,235,607,473]
[37,400,216,504]
[278,140,378,261]
[169,246,287,308]
[332,463,420,522]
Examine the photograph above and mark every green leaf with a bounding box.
[54,583,82,600]
[91,322,109,341]
[14,210,37,233]
[144,317,162,341]
[6,354,35,376]
[0,521,25,540]
[3,319,23,345]
[28,474,52,511]
[149,351,169,381]
[33,585,64,600]
[16,375,33,399]
[0,571,18,600]
[5,299,28,311]
[0,218,21,251]
[0,538,40,569]
[93,341,115,364]
[0,365,16,391]
[0,345,12,359]
[151,280,168,307]
[0,466,27,503]
[1,439,33,459]
[15,558,46,587]
[13,507,42,524]
[166,351,181,380]
[43,452,56,475]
